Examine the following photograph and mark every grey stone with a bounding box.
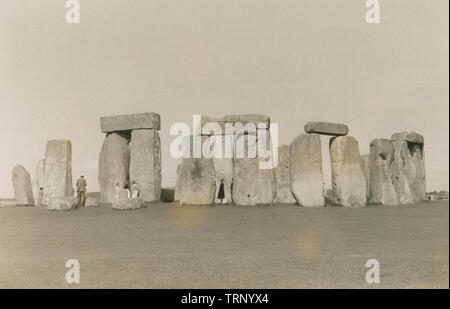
[175,158,216,205]
[289,134,325,207]
[304,121,349,136]
[273,145,296,203]
[129,129,162,202]
[0,199,18,208]
[112,197,143,210]
[201,114,270,135]
[85,197,100,207]
[98,132,130,204]
[329,136,366,207]
[47,196,77,211]
[233,134,276,206]
[100,113,160,133]
[391,140,414,204]
[12,165,34,206]
[32,159,45,206]
[367,139,399,206]
[391,131,424,145]
[43,140,73,204]
[360,154,370,200]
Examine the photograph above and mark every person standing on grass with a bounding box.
[76,175,87,207]
[218,179,225,204]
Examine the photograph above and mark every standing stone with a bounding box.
[233,134,276,206]
[329,136,366,207]
[304,121,349,136]
[367,139,398,206]
[360,154,370,200]
[391,140,414,204]
[289,134,325,207]
[12,165,34,206]
[43,140,73,204]
[391,132,426,202]
[175,158,216,205]
[129,129,162,202]
[32,159,45,206]
[98,132,130,204]
[274,145,296,203]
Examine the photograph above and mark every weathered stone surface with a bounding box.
[201,114,270,135]
[47,196,77,211]
[85,197,100,207]
[175,158,216,205]
[304,121,349,136]
[112,197,143,210]
[100,113,160,133]
[43,140,73,204]
[233,134,276,206]
[367,139,399,206]
[12,165,34,206]
[0,199,18,208]
[273,145,296,203]
[289,134,325,207]
[391,132,426,202]
[391,140,414,204]
[32,159,45,206]
[98,132,130,204]
[391,131,424,145]
[129,129,161,202]
[360,154,370,200]
[329,136,366,207]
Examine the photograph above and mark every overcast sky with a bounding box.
[0,0,448,197]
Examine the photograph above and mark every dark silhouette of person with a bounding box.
[218,179,225,204]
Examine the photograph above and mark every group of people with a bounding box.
[115,181,140,200]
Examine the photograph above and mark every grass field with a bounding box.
[0,200,448,288]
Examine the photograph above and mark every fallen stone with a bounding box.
[129,129,162,202]
[43,140,74,204]
[12,165,34,206]
[48,196,77,211]
[175,158,216,205]
[98,132,130,204]
[0,199,18,208]
[100,112,160,133]
[367,139,399,206]
[273,145,296,203]
[289,134,325,207]
[329,136,366,207]
[32,159,45,206]
[304,121,349,136]
[112,197,143,210]
[85,197,100,207]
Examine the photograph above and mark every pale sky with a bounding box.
[0,0,448,198]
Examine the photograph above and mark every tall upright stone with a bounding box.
[289,134,325,207]
[32,159,45,206]
[43,140,73,204]
[391,132,426,202]
[329,136,366,207]
[273,145,296,203]
[233,133,276,206]
[360,154,370,200]
[367,139,398,206]
[12,165,34,206]
[129,129,162,202]
[98,132,130,204]
[391,140,414,204]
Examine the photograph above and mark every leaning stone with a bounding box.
[367,139,399,206]
[12,165,34,206]
[304,121,349,136]
[100,112,160,133]
[175,158,216,205]
[233,134,276,206]
[289,134,325,207]
[48,196,77,211]
[98,132,130,204]
[43,140,74,204]
[273,145,296,203]
[329,136,366,207]
[32,159,45,206]
[112,198,143,210]
[129,129,162,202]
